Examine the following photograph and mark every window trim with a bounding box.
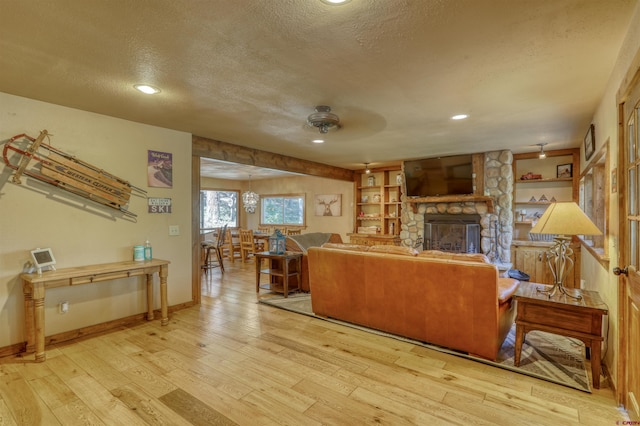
[199,188,240,230]
[260,193,306,226]
[578,139,610,269]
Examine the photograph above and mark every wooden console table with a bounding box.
[20,259,170,362]
[513,281,608,388]
[255,251,302,298]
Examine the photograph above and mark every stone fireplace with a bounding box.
[424,214,481,253]
[399,150,513,263]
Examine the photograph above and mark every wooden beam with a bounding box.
[192,135,355,182]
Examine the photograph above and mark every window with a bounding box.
[579,140,608,264]
[261,194,305,226]
[200,190,239,229]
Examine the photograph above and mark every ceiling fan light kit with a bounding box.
[307,105,341,134]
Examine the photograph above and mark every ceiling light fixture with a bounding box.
[134,84,161,94]
[364,163,371,174]
[451,114,468,120]
[307,105,341,134]
[537,143,548,159]
[312,139,325,144]
[320,0,351,4]
[242,175,259,213]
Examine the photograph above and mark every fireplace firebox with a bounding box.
[424,214,481,253]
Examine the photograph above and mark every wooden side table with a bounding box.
[21,259,170,362]
[513,282,608,388]
[255,251,302,298]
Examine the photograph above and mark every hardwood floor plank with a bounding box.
[121,364,177,398]
[162,368,278,425]
[51,397,106,426]
[291,378,413,425]
[65,374,146,425]
[28,372,77,410]
[158,388,236,426]
[64,351,131,391]
[0,368,60,425]
[0,262,627,424]
[113,383,193,425]
[0,395,18,426]
[442,392,544,426]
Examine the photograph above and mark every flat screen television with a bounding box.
[404,154,474,197]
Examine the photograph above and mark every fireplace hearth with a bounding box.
[424,214,481,253]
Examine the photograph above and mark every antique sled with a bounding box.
[2,130,146,217]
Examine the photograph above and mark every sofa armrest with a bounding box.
[497,278,520,303]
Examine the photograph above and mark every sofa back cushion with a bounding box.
[321,243,370,252]
[368,245,418,256]
[418,250,490,263]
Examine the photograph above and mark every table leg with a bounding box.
[160,264,169,326]
[33,297,45,362]
[146,273,155,321]
[590,341,601,389]
[22,281,35,354]
[283,258,289,298]
[255,255,261,293]
[514,324,525,367]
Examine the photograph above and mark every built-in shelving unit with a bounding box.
[510,148,581,287]
[349,166,402,245]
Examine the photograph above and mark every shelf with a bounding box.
[357,217,381,221]
[357,186,381,190]
[516,177,572,183]
[514,201,553,205]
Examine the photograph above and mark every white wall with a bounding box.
[581,1,640,387]
[0,93,192,349]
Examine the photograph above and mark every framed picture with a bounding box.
[556,163,572,178]
[584,124,595,161]
[315,194,342,216]
[30,247,56,274]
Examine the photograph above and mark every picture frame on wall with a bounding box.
[557,163,573,178]
[315,194,342,216]
[584,124,595,161]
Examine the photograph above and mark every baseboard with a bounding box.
[0,301,196,360]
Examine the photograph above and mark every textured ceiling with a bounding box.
[0,0,636,179]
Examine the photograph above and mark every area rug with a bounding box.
[259,294,591,393]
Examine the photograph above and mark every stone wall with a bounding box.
[399,150,513,262]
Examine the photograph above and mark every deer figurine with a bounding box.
[318,197,339,216]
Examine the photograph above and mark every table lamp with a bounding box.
[529,202,602,299]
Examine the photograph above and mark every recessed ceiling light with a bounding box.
[320,0,351,4]
[312,139,325,144]
[451,114,468,120]
[134,84,161,94]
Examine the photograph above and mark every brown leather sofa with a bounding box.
[285,232,343,292]
[307,245,520,361]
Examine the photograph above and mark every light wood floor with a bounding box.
[0,259,628,425]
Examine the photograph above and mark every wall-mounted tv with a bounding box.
[404,154,474,197]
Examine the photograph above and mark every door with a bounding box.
[617,71,640,420]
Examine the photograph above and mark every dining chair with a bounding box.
[258,226,271,235]
[239,229,259,262]
[202,225,226,274]
[223,227,242,263]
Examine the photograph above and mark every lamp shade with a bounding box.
[529,202,602,236]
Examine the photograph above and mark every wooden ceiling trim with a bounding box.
[192,135,354,182]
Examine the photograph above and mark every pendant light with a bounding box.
[242,175,259,213]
